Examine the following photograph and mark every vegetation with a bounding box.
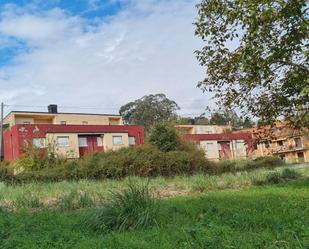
[1,165,307,212]
[0,146,287,184]
[148,123,182,152]
[83,182,158,233]
[0,172,308,248]
[195,0,309,127]
[119,93,179,131]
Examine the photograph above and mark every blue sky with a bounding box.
[0,0,211,116]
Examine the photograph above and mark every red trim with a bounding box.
[3,124,144,160]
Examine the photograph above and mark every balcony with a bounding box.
[272,144,307,154]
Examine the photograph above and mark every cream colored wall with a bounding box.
[254,136,309,163]
[176,125,232,134]
[46,133,80,159]
[233,140,247,159]
[15,117,35,124]
[103,133,129,151]
[200,140,220,160]
[3,114,14,126]
[53,114,123,125]
[4,112,123,126]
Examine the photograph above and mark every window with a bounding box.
[78,137,88,147]
[206,143,213,151]
[57,136,69,147]
[23,121,31,125]
[112,136,123,145]
[97,137,103,147]
[253,143,258,150]
[32,138,46,148]
[60,121,67,125]
[236,141,244,150]
[277,140,283,146]
[264,141,270,148]
[294,138,302,148]
[129,136,136,145]
[82,121,88,125]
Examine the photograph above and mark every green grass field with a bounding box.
[0,166,308,248]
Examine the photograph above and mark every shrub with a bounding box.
[265,171,281,184]
[281,168,301,180]
[216,160,237,174]
[83,182,158,233]
[148,124,182,152]
[250,156,285,169]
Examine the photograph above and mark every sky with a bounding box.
[0,0,211,116]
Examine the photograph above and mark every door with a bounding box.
[78,135,103,156]
[297,152,305,164]
[218,142,231,159]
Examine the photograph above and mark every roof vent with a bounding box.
[48,104,58,113]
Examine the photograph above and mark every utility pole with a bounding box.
[0,102,3,161]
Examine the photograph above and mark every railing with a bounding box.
[272,144,307,153]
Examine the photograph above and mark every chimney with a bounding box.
[48,104,58,113]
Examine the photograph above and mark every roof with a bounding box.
[4,111,121,120]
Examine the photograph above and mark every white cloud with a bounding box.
[0,0,211,116]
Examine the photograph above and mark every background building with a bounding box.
[3,105,144,160]
[176,125,253,161]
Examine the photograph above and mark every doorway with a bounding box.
[78,135,103,156]
[297,152,305,164]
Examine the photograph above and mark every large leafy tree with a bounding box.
[195,0,309,128]
[119,94,179,131]
[209,108,244,127]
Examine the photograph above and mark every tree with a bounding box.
[209,108,243,127]
[119,94,180,131]
[243,117,255,128]
[148,124,181,152]
[195,0,309,128]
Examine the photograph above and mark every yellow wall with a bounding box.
[4,112,123,126]
[254,136,309,163]
[46,133,80,159]
[103,133,129,151]
[200,140,220,160]
[176,125,232,134]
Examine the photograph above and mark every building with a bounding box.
[3,105,144,160]
[242,122,309,163]
[176,125,253,161]
[175,124,232,135]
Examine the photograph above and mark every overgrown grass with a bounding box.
[0,179,308,249]
[83,182,158,233]
[0,165,307,212]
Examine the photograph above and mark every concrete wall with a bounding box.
[46,133,80,158]
[200,140,220,160]
[103,133,129,151]
[254,136,309,163]
[176,125,232,134]
[4,112,123,127]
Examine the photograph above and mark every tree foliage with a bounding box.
[148,124,182,152]
[195,0,309,128]
[209,108,244,127]
[119,94,179,131]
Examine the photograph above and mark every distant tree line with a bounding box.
[119,93,255,131]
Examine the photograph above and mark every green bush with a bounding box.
[265,171,281,184]
[83,182,158,233]
[148,124,182,152]
[215,160,237,174]
[281,168,301,180]
[248,156,285,170]
[3,144,212,183]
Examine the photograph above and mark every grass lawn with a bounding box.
[1,176,308,248]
